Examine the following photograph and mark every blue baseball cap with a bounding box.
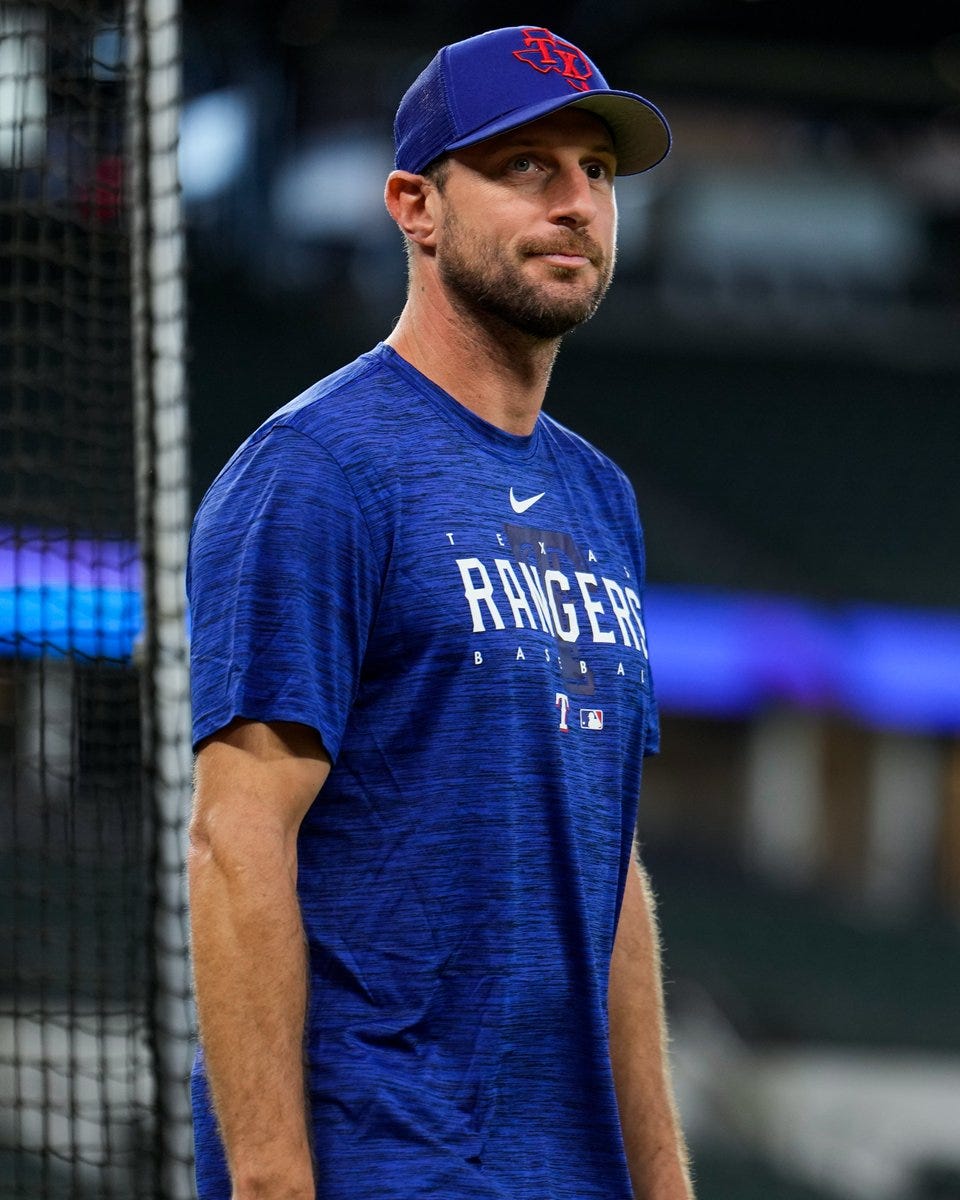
[394,26,671,178]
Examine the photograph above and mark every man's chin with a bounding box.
[528,282,609,334]
[501,297,602,340]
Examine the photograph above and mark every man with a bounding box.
[187,25,693,1200]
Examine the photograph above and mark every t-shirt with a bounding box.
[187,343,660,1200]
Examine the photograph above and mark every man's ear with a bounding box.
[384,170,440,248]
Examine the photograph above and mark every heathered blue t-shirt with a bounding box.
[187,343,660,1200]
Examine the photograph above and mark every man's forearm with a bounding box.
[608,855,694,1200]
[189,822,315,1199]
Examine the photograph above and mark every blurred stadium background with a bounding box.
[2,1,960,1197]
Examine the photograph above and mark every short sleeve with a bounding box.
[643,667,661,756]
[186,425,384,759]
[613,467,660,758]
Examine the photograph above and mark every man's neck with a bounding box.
[385,285,561,437]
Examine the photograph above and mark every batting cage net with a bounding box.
[0,1,194,1197]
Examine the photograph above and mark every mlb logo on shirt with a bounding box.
[580,709,603,730]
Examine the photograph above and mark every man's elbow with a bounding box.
[188,796,297,893]
[187,805,216,875]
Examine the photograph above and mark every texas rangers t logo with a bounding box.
[513,27,594,92]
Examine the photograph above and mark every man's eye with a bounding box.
[586,163,609,180]
[512,157,533,172]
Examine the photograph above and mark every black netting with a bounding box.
[0,3,193,1196]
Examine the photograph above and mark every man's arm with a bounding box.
[608,852,694,1199]
[188,718,331,1200]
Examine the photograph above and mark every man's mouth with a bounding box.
[536,252,591,268]
[524,240,602,270]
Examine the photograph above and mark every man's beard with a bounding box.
[436,211,614,340]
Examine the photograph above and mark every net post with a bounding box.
[126,0,195,1194]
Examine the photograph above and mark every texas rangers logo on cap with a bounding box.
[512,27,594,93]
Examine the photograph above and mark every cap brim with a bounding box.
[442,89,671,177]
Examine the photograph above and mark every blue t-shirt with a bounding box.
[187,343,660,1200]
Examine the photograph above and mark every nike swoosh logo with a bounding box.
[510,487,546,515]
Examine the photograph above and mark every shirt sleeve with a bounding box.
[618,469,661,758]
[643,658,661,757]
[186,424,384,759]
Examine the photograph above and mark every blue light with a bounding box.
[644,586,960,733]
[0,586,142,661]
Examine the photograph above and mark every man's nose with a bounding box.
[547,165,599,229]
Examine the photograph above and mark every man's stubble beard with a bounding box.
[435,208,615,341]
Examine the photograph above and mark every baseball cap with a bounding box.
[394,26,671,178]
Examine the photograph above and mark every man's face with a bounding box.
[431,109,618,340]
